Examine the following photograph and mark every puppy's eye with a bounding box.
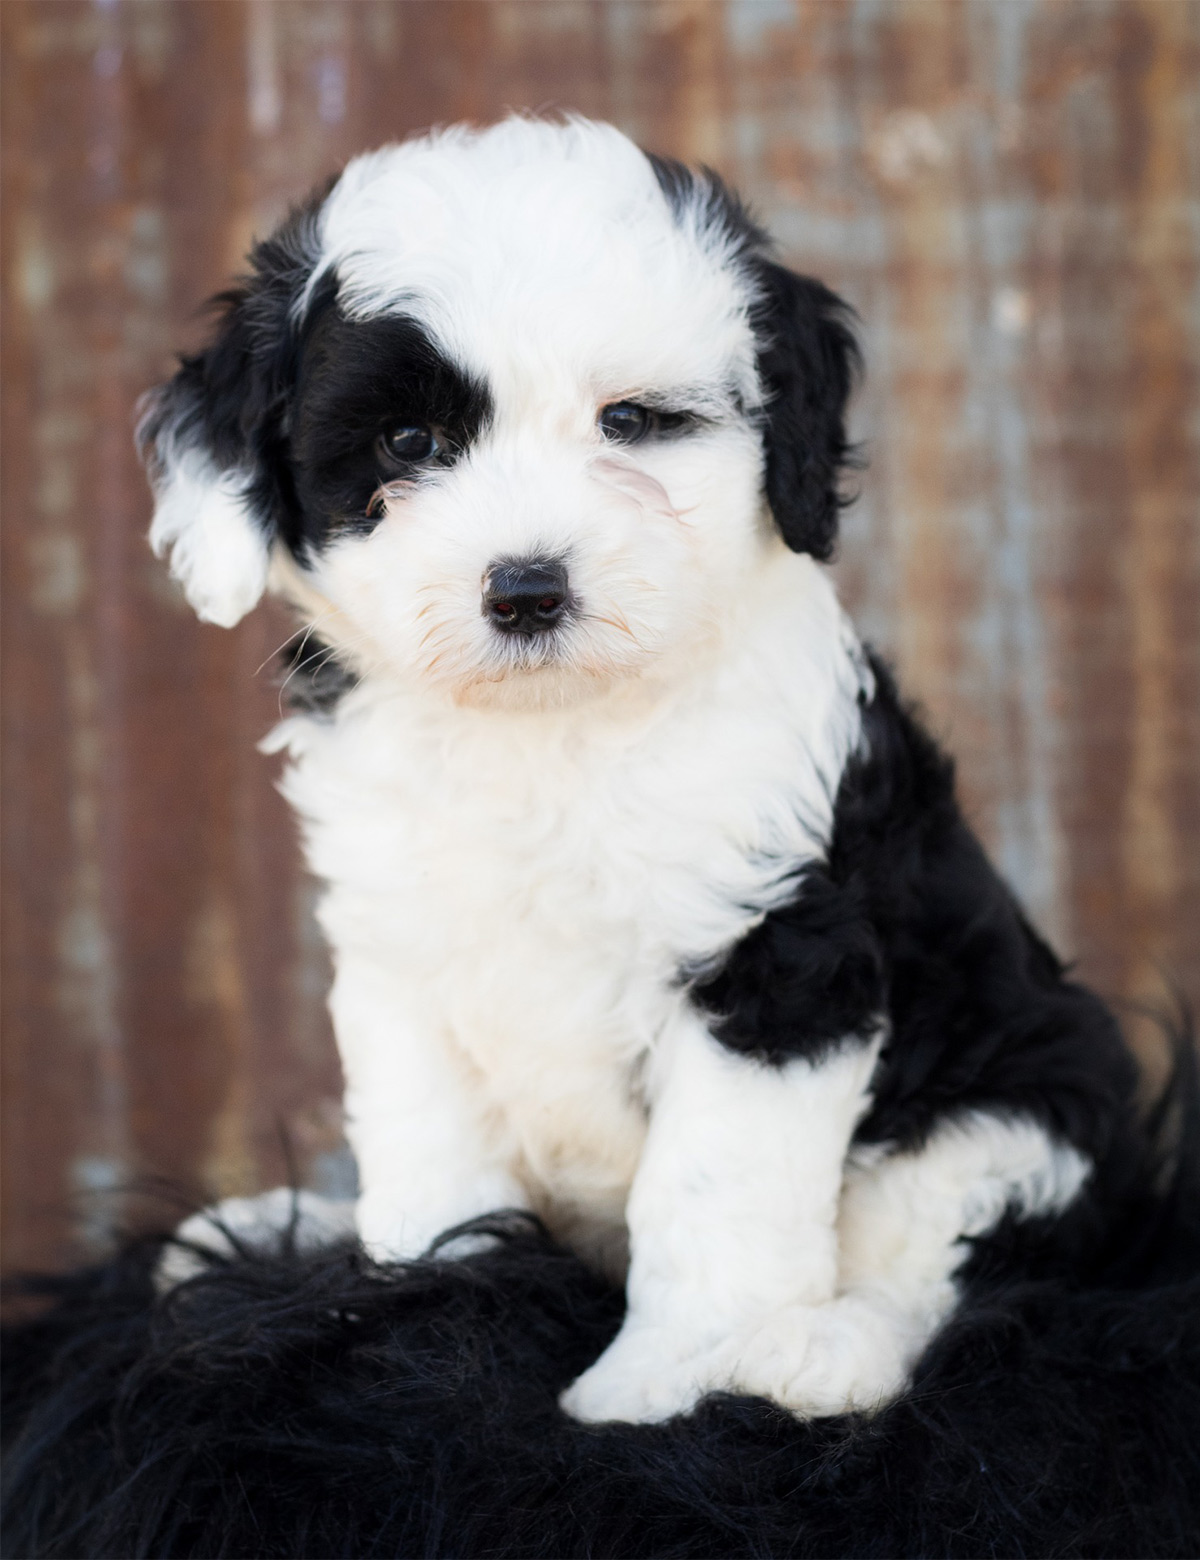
[378,424,441,465]
[598,402,651,445]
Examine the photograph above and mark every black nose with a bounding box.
[483,559,570,634]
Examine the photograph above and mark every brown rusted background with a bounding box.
[3,0,1198,1274]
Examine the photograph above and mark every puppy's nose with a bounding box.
[483,559,570,634]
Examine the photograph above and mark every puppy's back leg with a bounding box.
[729,1111,1091,1416]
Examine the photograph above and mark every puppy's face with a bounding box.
[142,119,858,710]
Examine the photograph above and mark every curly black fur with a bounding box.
[276,633,358,715]
[5,1051,1199,1560]
[695,654,1139,1167]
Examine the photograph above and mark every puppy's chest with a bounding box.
[286,677,850,1223]
[297,693,834,1077]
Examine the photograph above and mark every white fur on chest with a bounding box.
[270,557,866,1244]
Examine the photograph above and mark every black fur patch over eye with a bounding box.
[288,310,493,550]
[377,425,444,467]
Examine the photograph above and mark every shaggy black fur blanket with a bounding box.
[5,1078,1200,1559]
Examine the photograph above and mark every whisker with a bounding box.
[585,612,636,640]
[255,611,334,680]
[276,645,341,717]
[272,627,383,720]
[418,622,452,650]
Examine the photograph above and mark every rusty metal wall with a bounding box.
[3,0,1197,1274]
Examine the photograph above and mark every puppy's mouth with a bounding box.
[488,626,570,670]
[411,561,657,708]
[460,597,651,707]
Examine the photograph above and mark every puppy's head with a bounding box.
[141,117,858,709]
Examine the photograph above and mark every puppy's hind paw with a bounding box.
[155,1187,356,1292]
[560,1298,917,1424]
[730,1297,913,1418]
[560,1324,726,1425]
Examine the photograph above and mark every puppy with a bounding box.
[142,116,1138,1424]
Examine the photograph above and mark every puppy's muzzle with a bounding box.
[483,559,570,635]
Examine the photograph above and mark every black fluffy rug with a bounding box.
[5,1088,1200,1558]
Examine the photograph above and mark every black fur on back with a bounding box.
[694,652,1139,1167]
[289,306,493,552]
[4,1062,1199,1560]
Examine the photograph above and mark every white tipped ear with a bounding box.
[139,181,332,621]
[148,449,271,628]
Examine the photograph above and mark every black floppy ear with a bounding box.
[750,260,861,561]
[138,190,329,625]
[642,151,860,560]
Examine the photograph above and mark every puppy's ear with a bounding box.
[751,260,861,561]
[139,308,274,629]
[138,193,328,627]
[645,153,861,562]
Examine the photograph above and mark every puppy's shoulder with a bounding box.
[694,649,1139,1160]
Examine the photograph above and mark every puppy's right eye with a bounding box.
[378,424,440,465]
[598,402,651,445]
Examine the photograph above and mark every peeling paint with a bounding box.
[992,285,1032,336]
[14,228,56,312]
[247,0,282,136]
[70,1152,125,1251]
[313,54,346,126]
[869,108,952,184]
[27,533,86,615]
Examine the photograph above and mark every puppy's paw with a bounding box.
[156,1187,356,1292]
[730,1296,912,1417]
[560,1297,916,1424]
[355,1192,495,1265]
[355,1174,529,1265]
[560,1323,728,1424]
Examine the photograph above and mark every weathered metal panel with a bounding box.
[3,0,1197,1273]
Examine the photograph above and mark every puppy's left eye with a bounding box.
[377,424,442,465]
[598,402,651,444]
[598,402,693,445]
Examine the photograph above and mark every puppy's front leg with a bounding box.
[158,957,523,1288]
[561,1014,880,1423]
[333,956,527,1261]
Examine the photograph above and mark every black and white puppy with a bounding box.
[143,116,1137,1424]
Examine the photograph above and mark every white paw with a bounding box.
[560,1297,915,1424]
[354,1191,490,1265]
[156,1188,356,1292]
[560,1323,730,1424]
[731,1296,912,1417]
[354,1176,528,1264]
